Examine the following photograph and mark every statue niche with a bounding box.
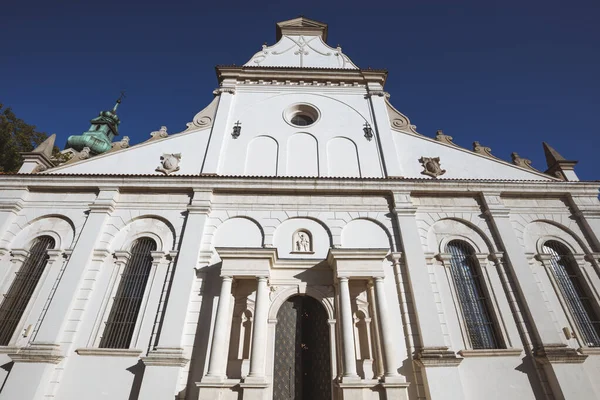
[292,229,313,253]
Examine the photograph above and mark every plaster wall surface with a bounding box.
[2,16,599,400]
[0,187,599,400]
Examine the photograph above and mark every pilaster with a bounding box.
[0,188,28,244]
[33,188,119,345]
[481,193,565,345]
[365,84,403,177]
[481,193,596,400]
[138,190,211,400]
[390,192,464,400]
[390,193,450,350]
[201,84,236,174]
[568,193,600,252]
[0,190,118,400]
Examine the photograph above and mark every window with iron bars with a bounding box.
[100,237,157,349]
[542,240,600,347]
[0,236,55,346]
[446,240,500,349]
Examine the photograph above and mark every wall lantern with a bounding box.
[232,121,242,139]
[363,122,373,141]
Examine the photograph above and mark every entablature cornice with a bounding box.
[216,66,387,86]
[1,175,599,200]
[327,248,389,278]
[215,247,278,278]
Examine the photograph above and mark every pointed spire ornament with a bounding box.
[18,134,57,173]
[542,142,578,181]
[32,134,56,159]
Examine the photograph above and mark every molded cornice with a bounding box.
[216,66,387,86]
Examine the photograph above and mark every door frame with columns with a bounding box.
[196,247,410,400]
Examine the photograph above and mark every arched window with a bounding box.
[0,235,55,346]
[446,240,500,349]
[542,240,600,347]
[100,237,157,349]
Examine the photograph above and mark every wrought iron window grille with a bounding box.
[446,240,501,349]
[99,237,157,349]
[542,241,600,347]
[0,236,55,346]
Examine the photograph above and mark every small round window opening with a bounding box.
[284,103,320,127]
[291,114,314,126]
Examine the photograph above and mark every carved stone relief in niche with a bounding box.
[419,157,446,178]
[156,153,181,175]
[292,229,312,253]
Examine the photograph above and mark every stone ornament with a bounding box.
[156,153,181,175]
[435,130,457,146]
[472,141,498,159]
[292,230,312,253]
[419,157,446,178]
[109,136,130,152]
[32,164,48,174]
[148,126,169,141]
[59,147,91,166]
[386,101,420,135]
[511,152,537,171]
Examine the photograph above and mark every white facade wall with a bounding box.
[0,180,598,400]
[1,17,599,400]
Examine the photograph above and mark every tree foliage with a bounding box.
[0,103,53,173]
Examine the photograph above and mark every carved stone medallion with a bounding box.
[156,153,181,175]
[419,157,446,178]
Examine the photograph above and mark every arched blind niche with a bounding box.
[100,237,157,349]
[0,235,55,346]
[446,240,500,349]
[542,240,600,347]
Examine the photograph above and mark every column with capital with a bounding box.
[0,189,119,400]
[372,277,402,380]
[204,275,234,381]
[241,276,270,400]
[138,189,212,400]
[338,276,359,381]
[246,276,269,380]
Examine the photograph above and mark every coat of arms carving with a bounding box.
[156,153,181,175]
[419,156,446,178]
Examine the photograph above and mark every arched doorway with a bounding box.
[273,295,332,400]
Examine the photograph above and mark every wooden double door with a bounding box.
[272,295,332,400]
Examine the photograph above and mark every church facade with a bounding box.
[1,17,600,400]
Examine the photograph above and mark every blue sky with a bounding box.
[2,0,599,179]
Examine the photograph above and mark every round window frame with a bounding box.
[283,103,321,128]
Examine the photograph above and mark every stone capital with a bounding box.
[10,249,30,263]
[113,250,132,265]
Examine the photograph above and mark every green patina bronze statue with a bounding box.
[65,93,124,155]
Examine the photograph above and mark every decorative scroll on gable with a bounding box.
[386,99,420,135]
[184,96,219,132]
[244,36,358,69]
